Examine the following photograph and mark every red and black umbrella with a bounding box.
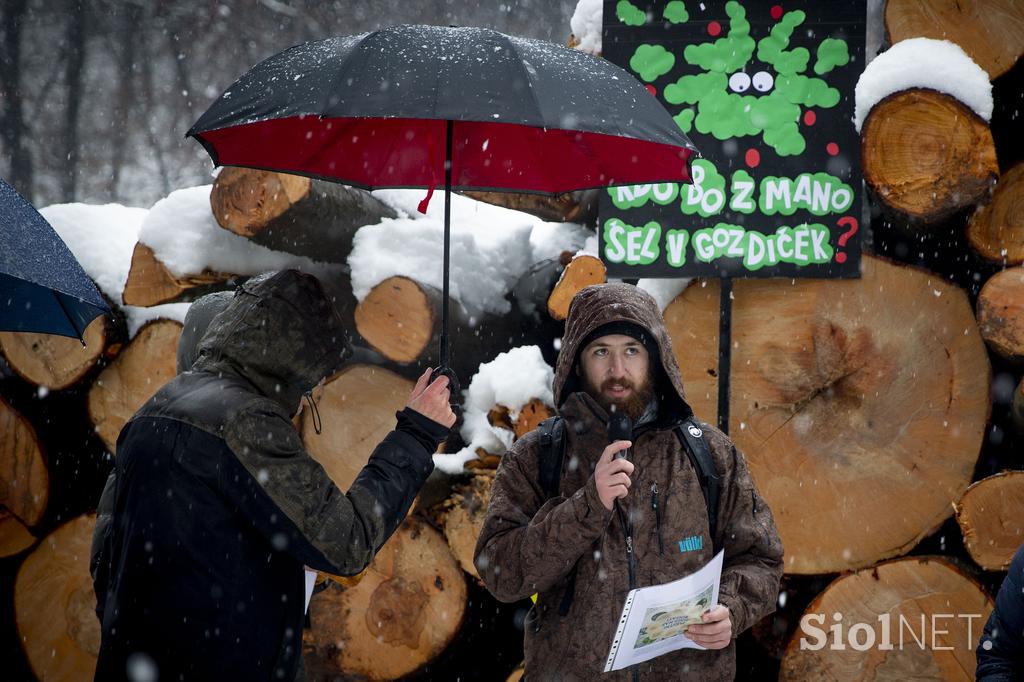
[188,24,698,388]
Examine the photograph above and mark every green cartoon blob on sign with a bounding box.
[682,1,755,72]
[630,45,675,83]
[657,0,846,156]
[814,38,850,75]
[664,1,689,24]
[616,0,647,26]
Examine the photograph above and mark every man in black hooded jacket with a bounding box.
[91,270,454,681]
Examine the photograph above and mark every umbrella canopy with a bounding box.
[188,25,699,385]
[188,25,697,195]
[0,178,110,341]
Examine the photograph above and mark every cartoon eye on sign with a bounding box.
[752,71,774,93]
[728,71,751,93]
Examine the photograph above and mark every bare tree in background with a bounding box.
[0,0,34,197]
[62,0,87,200]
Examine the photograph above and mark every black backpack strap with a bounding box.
[537,416,566,500]
[535,416,578,616]
[675,418,721,552]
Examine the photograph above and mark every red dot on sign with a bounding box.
[770,5,783,20]
[836,252,848,264]
[645,84,657,96]
[826,142,840,156]
[707,21,722,37]
[803,110,816,126]
[745,148,760,167]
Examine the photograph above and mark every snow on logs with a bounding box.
[885,0,1024,80]
[954,471,1024,571]
[968,162,1024,265]
[87,319,182,453]
[303,517,466,680]
[663,256,991,574]
[14,514,99,681]
[976,266,1024,363]
[209,167,397,263]
[779,557,993,680]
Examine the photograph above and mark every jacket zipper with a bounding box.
[615,503,637,590]
[651,482,664,556]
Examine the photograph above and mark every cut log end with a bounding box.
[976,266,1024,363]
[780,557,993,681]
[664,256,990,574]
[210,167,311,237]
[15,515,99,681]
[88,319,182,453]
[0,314,113,390]
[955,471,1024,571]
[0,510,36,558]
[355,276,436,363]
[885,0,1024,79]
[861,89,998,223]
[301,364,414,491]
[968,162,1024,265]
[547,255,606,321]
[0,396,48,527]
[305,517,466,680]
[442,472,495,580]
[122,242,235,307]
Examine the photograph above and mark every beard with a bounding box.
[584,372,655,422]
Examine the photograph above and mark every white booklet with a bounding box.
[604,550,724,672]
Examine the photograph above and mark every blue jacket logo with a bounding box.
[679,535,703,553]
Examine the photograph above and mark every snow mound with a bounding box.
[138,185,339,280]
[571,0,603,55]
[637,278,691,311]
[854,38,992,132]
[433,345,554,474]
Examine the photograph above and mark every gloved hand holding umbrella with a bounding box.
[187,24,699,398]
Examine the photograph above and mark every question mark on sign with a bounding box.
[835,217,859,264]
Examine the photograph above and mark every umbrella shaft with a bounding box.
[440,119,453,368]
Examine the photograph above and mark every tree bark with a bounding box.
[210,167,396,263]
[299,364,414,492]
[976,266,1024,363]
[861,89,998,224]
[954,471,1024,571]
[15,514,99,681]
[967,162,1024,265]
[87,319,182,454]
[459,189,598,225]
[0,311,126,391]
[0,395,48,527]
[663,255,991,574]
[885,0,1024,79]
[780,557,993,681]
[303,517,466,680]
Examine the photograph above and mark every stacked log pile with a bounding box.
[2,5,1024,680]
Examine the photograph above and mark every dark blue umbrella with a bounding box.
[0,178,110,341]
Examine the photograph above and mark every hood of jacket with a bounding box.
[554,282,692,420]
[191,270,352,413]
[175,290,234,374]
